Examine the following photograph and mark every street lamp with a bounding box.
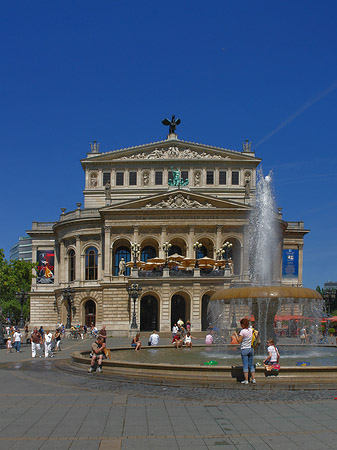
[222,241,233,268]
[131,242,141,269]
[15,290,29,328]
[63,286,75,329]
[127,283,142,329]
[0,306,5,347]
[162,242,172,267]
[193,241,202,267]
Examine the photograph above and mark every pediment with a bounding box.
[100,189,250,212]
[82,139,260,165]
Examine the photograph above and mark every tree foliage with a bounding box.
[0,249,36,324]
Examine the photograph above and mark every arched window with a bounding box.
[141,246,156,262]
[85,247,98,280]
[197,245,207,259]
[168,245,182,256]
[114,246,131,276]
[68,249,76,282]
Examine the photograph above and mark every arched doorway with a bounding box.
[171,295,186,328]
[140,296,158,331]
[201,294,211,330]
[169,245,182,256]
[85,300,96,327]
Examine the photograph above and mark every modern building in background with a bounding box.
[10,236,33,262]
[27,122,308,334]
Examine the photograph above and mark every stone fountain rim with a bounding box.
[210,286,322,301]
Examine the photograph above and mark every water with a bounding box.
[111,346,337,367]
[249,168,280,285]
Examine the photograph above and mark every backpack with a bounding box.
[251,329,260,349]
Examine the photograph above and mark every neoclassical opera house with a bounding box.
[28,120,308,334]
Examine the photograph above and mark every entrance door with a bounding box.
[140,296,158,331]
[85,300,96,327]
[171,295,186,328]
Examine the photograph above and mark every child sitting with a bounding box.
[263,339,280,368]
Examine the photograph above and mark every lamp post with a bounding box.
[131,242,140,269]
[162,242,172,267]
[63,286,75,329]
[15,290,29,328]
[193,241,202,267]
[222,241,233,268]
[127,283,142,329]
[0,306,5,347]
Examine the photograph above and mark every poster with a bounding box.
[282,249,298,279]
[37,250,54,284]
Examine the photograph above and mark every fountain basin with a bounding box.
[71,344,337,389]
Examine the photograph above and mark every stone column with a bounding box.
[192,282,201,331]
[160,226,167,259]
[104,226,111,280]
[298,244,303,286]
[215,225,222,258]
[161,282,171,331]
[53,242,59,286]
[188,226,195,258]
[75,235,81,283]
[59,240,65,285]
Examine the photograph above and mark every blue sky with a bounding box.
[1,1,336,289]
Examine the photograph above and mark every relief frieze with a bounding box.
[145,193,215,209]
[119,146,229,160]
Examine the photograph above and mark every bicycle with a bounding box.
[67,330,80,340]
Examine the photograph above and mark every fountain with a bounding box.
[209,169,324,346]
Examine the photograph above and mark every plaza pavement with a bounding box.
[0,336,337,450]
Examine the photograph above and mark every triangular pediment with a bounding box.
[100,189,251,212]
[82,139,260,165]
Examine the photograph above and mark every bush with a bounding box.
[328,328,335,335]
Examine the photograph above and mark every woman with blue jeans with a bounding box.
[236,318,257,385]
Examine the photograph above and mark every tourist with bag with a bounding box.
[236,318,257,385]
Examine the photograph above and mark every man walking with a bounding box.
[31,328,42,358]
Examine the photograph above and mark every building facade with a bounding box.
[10,236,33,262]
[28,130,308,334]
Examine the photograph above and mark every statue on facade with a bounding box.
[105,181,111,200]
[244,173,251,198]
[119,257,126,275]
[168,168,189,187]
[194,171,201,186]
[143,172,149,186]
[162,115,181,135]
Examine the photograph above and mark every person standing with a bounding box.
[44,329,53,358]
[6,336,13,353]
[54,329,62,351]
[148,330,159,346]
[31,328,42,358]
[236,318,257,385]
[13,329,22,353]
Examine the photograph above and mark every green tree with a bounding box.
[0,249,36,324]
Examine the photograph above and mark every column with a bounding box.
[104,226,111,279]
[75,235,81,283]
[59,240,65,285]
[215,225,222,258]
[160,226,167,259]
[188,226,195,258]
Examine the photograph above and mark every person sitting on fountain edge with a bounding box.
[88,335,106,373]
[263,339,280,367]
[236,318,257,385]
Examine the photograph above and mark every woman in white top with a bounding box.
[236,318,257,385]
[263,339,280,365]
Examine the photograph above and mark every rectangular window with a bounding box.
[129,172,137,186]
[206,171,214,184]
[181,171,188,183]
[103,172,111,186]
[232,171,239,185]
[219,171,227,185]
[116,172,124,186]
[155,171,163,185]
[168,171,173,183]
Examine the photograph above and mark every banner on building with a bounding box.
[282,249,298,279]
[37,250,54,284]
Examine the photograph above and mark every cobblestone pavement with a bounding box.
[0,338,337,449]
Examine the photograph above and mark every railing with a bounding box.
[138,270,163,278]
[169,269,194,277]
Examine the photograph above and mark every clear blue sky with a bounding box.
[1,1,336,289]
